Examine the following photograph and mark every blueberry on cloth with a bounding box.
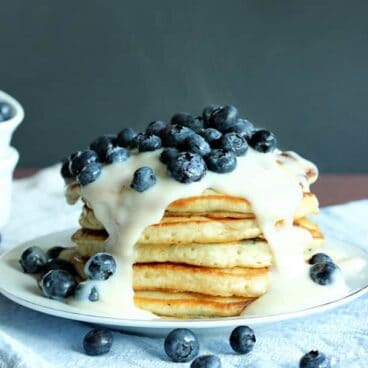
[185,133,211,156]
[299,350,331,368]
[205,149,237,173]
[83,328,113,356]
[309,261,339,285]
[116,128,138,148]
[164,328,199,362]
[308,253,333,265]
[138,133,162,152]
[161,124,194,148]
[168,152,206,183]
[19,246,47,273]
[0,102,13,121]
[200,128,222,145]
[84,253,117,281]
[76,162,102,186]
[146,120,168,136]
[221,132,248,156]
[191,355,221,368]
[105,146,130,164]
[209,105,238,132]
[160,147,179,165]
[39,269,76,299]
[90,135,115,161]
[170,112,204,133]
[131,167,157,192]
[70,150,99,176]
[229,325,256,354]
[248,129,277,153]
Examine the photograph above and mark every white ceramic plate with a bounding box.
[1,230,368,336]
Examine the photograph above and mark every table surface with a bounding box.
[14,169,368,207]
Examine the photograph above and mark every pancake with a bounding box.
[133,291,254,318]
[133,263,269,297]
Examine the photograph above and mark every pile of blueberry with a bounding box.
[82,326,330,367]
[308,253,340,285]
[61,105,277,190]
[0,101,13,122]
[19,245,117,302]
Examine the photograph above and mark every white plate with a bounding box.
[1,230,368,336]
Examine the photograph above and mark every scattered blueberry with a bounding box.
[164,328,199,363]
[309,262,339,285]
[90,135,115,160]
[225,118,254,138]
[221,132,248,156]
[146,120,168,137]
[138,133,162,152]
[131,167,157,192]
[205,149,237,173]
[0,102,13,122]
[160,148,179,165]
[185,134,211,156]
[39,269,76,299]
[84,253,117,281]
[299,350,331,368]
[60,159,74,180]
[229,326,256,354]
[162,124,194,147]
[168,152,206,183]
[105,147,130,164]
[77,162,102,186]
[200,128,222,145]
[191,355,221,368]
[171,113,204,133]
[209,105,238,132]
[46,246,66,260]
[308,253,333,265]
[83,328,113,356]
[117,128,138,148]
[70,150,99,176]
[75,282,99,302]
[19,246,47,273]
[42,258,76,276]
[248,129,277,153]
[202,104,221,124]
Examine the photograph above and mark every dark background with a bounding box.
[1,0,367,172]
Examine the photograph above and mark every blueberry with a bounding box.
[60,159,74,180]
[46,246,66,260]
[146,120,167,136]
[202,104,222,124]
[84,253,117,281]
[75,282,99,302]
[171,113,204,133]
[42,258,76,276]
[168,152,206,183]
[83,328,113,356]
[309,262,339,285]
[90,136,115,161]
[308,253,333,265]
[117,128,138,148]
[160,148,179,165]
[105,147,130,164]
[131,167,157,192]
[39,269,76,299]
[248,129,277,153]
[0,102,13,122]
[70,150,99,176]
[191,355,221,368]
[205,149,237,173]
[225,119,254,139]
[299,350,331,368]
[221,132,248,156]
[77,162,102,186]
[185,134,211,156]
[162,124,194,147]
[138,133,162,152]
[19,246,47,273]
[200,128,222,145]
[164,328,199,362]
[209,105,238,132]
[229,326,256,354]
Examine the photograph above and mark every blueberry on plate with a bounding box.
[19,246,47,273]
[205,149,237,173]
[131,167,157,192]
[39,269,76,299]
[0,102,13,122]
[160,147,179,165]
[161,124,194,148]
[248,129,277,153]
[185,134,211,156]
[46,246,66,260]
[90,135,115,161]
[170,113,204,133]
[221,132,248,156]
[146,120,167,137]
[84,252,117,281]
[191,355,221,368]
[225,118,254,139]
[75,282,99,302]
[200,128,222,145]
[105,147,130,164]
[202,104,222,124]
[209,105,238,132]
[229,325,256,354]
[308,253,333,265]
[299,350,330,368]
[70,150,99,176]
[138,133,162,152]
[309,261,339,285]
[168,152,206,183]
[77,162,102,186]
[42,258,76,276]
[83,328,113,356]
[164,328,199,362]
[116,128,138,148]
